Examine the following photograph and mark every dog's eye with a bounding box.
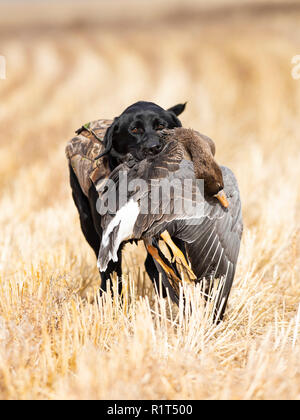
[156,124,165,131]
[131,127,143,134]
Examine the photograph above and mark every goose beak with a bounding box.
[215,190,229,208]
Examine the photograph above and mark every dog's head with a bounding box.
[99,101,186,166]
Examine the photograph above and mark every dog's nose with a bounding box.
[143,141,163,156]
[147,144,163,155]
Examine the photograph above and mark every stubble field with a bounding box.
[0,0,299,399]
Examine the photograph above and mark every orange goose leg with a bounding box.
[146,244,182,287]
[160,231,197,281]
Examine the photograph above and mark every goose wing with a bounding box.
[97,140,197,271]
[170,166,243,318]
[98,144,243,307]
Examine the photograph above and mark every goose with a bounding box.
[97,128,243,320]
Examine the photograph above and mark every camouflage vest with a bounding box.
[65,119,112,196]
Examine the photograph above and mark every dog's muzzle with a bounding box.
[141,138,163,157]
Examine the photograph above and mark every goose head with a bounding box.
[159,128,229,208]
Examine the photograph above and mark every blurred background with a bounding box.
[0,0,299,400]
[0,0,299,282]
[0,0,300,287]
[0,1,299,221]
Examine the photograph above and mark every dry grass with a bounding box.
[0,0,299,400]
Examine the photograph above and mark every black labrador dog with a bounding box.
[69,101,186,295]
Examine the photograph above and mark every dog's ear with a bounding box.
[95,118,119,159]
[167,102,187,116]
